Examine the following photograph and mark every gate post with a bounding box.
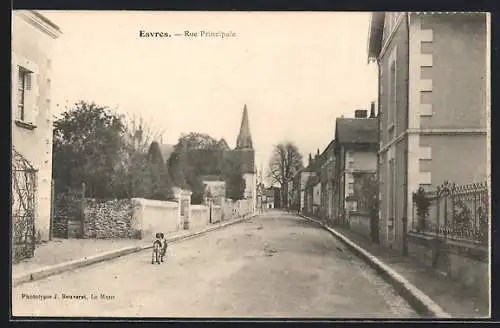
[80,182,86,238]
[432,185,441,269]
[209,199,212,224]
[402,216,408,256]
[50,179,55,241]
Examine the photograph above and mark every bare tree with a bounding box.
[268,141,304,208]
[123,113,166,154]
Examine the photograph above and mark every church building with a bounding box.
[155,105,257,212]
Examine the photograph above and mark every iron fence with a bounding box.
[11,149,37,263]
[411,180,489,245]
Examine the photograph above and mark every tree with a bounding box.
[224,161,246,201]
[167,132,220,203]
[413,187,431,232]
[148,141,174,200]
[52,101,128,198]
[128,152,155,198]
[268,141,304,208]
[175,132,219,150]
[122,113,166,155]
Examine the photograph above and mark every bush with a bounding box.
[413,187,431,231]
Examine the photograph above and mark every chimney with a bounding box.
[370,102,376,118]
[354,109,368,118]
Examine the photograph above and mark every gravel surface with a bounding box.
[12,211,419,318]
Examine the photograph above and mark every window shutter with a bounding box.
[25,72,32,91]
[12,61,20,121]
[13,56,40,125]
[26,72,39,124]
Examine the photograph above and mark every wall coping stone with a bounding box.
[408,231,488,262]
[131,198,178,208]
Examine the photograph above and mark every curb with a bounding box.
[300,215,451,319]
[139,214,256,250]
[12,246,142,287]
[13,215,255,287]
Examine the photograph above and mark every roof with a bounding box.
[367,12,487,63]
[217,138,230,150]
[236,104,253,150]
[335,118,378,145]
[16,11,63,39]
[305,175,320,188]
[158,144,175,163]
[32,11,62,32]
[367,12,386,62]
[202,175,225,182]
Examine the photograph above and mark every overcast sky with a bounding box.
[41,11,378,175]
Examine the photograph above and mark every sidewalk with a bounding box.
[315,219,489,318]
[12,238,145,280]
[12,215,254,285]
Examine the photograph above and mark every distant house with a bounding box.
[305,174,321,217]
[287,179,294,209]
[11,11,62,248]
[201,175,226,201]
[262,188,276,209]
[367,12,488,250]
[333,108,378,225]
[292,167,315,213]
[318,140,336,221]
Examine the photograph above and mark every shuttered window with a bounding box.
[17,67,32,121]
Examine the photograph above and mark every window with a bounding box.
[17,66,32,122]
[348,182,354,195]
[388,59,397,130]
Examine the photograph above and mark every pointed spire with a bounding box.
[236,104,253,149]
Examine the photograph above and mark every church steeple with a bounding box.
[236,104,253,150]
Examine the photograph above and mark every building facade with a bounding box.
[319,140,336,220]
[333,110,378,225]
[292,168,315,213]
[12,11,62,242]
[367,12,488,250]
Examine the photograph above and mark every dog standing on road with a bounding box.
[152,233,163,264]
[159,232,167,262]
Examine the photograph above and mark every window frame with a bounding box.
[387,46,398,134]
[12,54,39,130]
[17,66,32,122]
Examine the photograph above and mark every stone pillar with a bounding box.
[179,190,192,230]
[220,196,226,221]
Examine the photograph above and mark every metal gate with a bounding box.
[52,186,85,239]
[11,149,37,263]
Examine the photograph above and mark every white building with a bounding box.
[12,11,62,242]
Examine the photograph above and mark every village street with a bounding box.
[12,211,418,318]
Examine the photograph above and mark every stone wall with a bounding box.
[53,193,83,238]
[83,199,133,238]
[72,196,251,241]
[221,198,253,221]
[348,212,372,239]
[407,232,489,302]
[211,205,222,223]
[131,198,180,241]
[190,205,210,230]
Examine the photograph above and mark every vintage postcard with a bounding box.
[11,10,491,319]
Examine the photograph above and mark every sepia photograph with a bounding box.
[10,10,490,319]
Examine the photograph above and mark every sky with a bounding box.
[41,11,378,176]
